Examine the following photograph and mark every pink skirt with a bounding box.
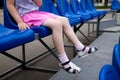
[21,11,57,27]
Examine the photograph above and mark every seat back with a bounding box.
[3,0,18,29]
[99,64,120,80]
[70,0,85,14]
[111,0,120,10]
[87,0,96,12]
[0,24,35,52]
[112,44,120,76]
[87,0,108,16]
[56,0,75,16]
[40,0,60,15]
[3,0,53,38]
[78,0,99,18]
[79,0,91,12]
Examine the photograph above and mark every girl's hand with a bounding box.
[18,22,30,30]
[33,0,42,7]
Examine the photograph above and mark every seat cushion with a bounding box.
[97,10,108,16]
[0,24,35,52]
[31,26,52,38]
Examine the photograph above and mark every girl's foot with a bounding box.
[60,60,81,74]
[77,46,98,57]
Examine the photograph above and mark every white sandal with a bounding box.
[60,60,82,74]
[77,46,98,57]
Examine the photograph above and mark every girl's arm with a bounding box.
[6,0,30,30]
[33,0,42,7]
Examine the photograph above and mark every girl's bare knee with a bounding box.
[42,18,63,30]
[52,21,63,31]
[63,17,69,22]
[58,16,69,22]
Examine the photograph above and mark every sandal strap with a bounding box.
[76,50,81,52]
[88,47,98,54]
[65,67,77,74]
[61,60,70,66]
[82,46,98,54]
[94,47,98,51]
[88,47,92,53]
[61,61,80,74]
[65,67,71,72]
[82,46,86,51]
[76,46,86,52]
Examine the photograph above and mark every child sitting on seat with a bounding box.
[6,0,98,74]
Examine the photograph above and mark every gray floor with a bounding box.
[0,9,120,80]
[49,32,120,80]
[0,33,95,80]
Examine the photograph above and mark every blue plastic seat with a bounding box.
[40,0,60,15]
[70,0,92,19]
[41,0,84,26]
[3,0,52,38]
[56,0,90,23]
[79,0,99,18]
[111,0,120,10]
[0,24,34,52]
[99,64,120,80]
[87,0,108,17]
[112,44,120,76]
[40,0,81,26]
[0,23,35,77]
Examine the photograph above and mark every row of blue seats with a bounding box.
[39,0,108,42]
[3,0,109,58]
[4,0,108,35]
[99,38,120,80]
[40,0,108,26]
[0,0,108,78]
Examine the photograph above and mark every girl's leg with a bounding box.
[56,16,98,57]
[42,18,81,74]
[56,16,84,47]
[42,18,65,55]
